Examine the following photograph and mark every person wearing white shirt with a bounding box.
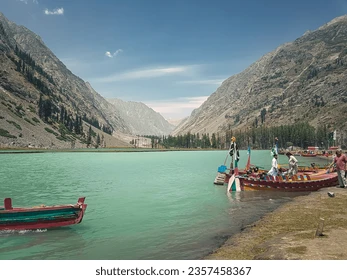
[286,151,298,176]
[267,154,278,176]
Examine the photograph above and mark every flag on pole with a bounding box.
[233,139,239,176]
[246,146,251,170]
[228,137,241,192]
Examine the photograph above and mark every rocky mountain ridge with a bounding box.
[107,98,175,136]
[0,11,174,148]
[172,15,347,148]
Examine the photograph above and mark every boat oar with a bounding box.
[227,174,241,192]
[227,174,235,192]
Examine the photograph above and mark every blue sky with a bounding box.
[1,0,347,119]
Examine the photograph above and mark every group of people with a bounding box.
[267,148,347,188]
[267,151,298,177]
[228,135,347,188]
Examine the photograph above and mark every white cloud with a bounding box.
[144,96,209,119]
[19,0,38,4]
[93,65,196,83]
[105,49,123,58]
[177,79,225,85]
[44,8,64,15]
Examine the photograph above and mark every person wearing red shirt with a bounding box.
[333,149,347,188]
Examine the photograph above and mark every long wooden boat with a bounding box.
[219,166,338,192]
[301,153,317,157]
[0,197,87,230]
[213,143,337,192]
[234,172,338,192]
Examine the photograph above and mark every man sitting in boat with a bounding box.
[267,153,279,176]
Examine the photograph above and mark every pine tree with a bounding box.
[96,134,101,148]
[38,94,44,118]
[86,125,92,148]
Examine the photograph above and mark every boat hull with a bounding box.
[222,171,338,192]
[0,198,87,230]
[239,173,338,192]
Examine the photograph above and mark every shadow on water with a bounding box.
[0,226,87,260]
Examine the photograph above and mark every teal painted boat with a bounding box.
[0,197,87,230]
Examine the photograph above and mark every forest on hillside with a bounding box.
[144,122,342,150]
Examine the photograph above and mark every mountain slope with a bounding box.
[0,12,173,148]
[107,98,175,136]
[172,15,347,144]
[0,11,133,148]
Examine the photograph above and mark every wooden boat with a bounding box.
[301,153,317,157]
[0,197,87,230]
[221,165,338,192]
[214,142,338,192]
[234,171,338,192]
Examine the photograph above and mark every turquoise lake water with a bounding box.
[0,150,331,260]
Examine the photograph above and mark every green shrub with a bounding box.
[45,127,59,136]
[0,128,17,138]
[28,105,36,113]
[6,120,22,130]
[32,117,40,123]
[56,136,67,141]
[24,118,34,125]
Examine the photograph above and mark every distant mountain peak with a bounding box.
[107,98,175,136]
[319,14,347,30]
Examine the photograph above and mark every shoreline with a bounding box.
[204,186,347,260]
[0,147,222,154]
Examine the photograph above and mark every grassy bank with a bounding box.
[205,186,347,260]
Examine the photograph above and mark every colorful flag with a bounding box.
[246,146,251,170]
